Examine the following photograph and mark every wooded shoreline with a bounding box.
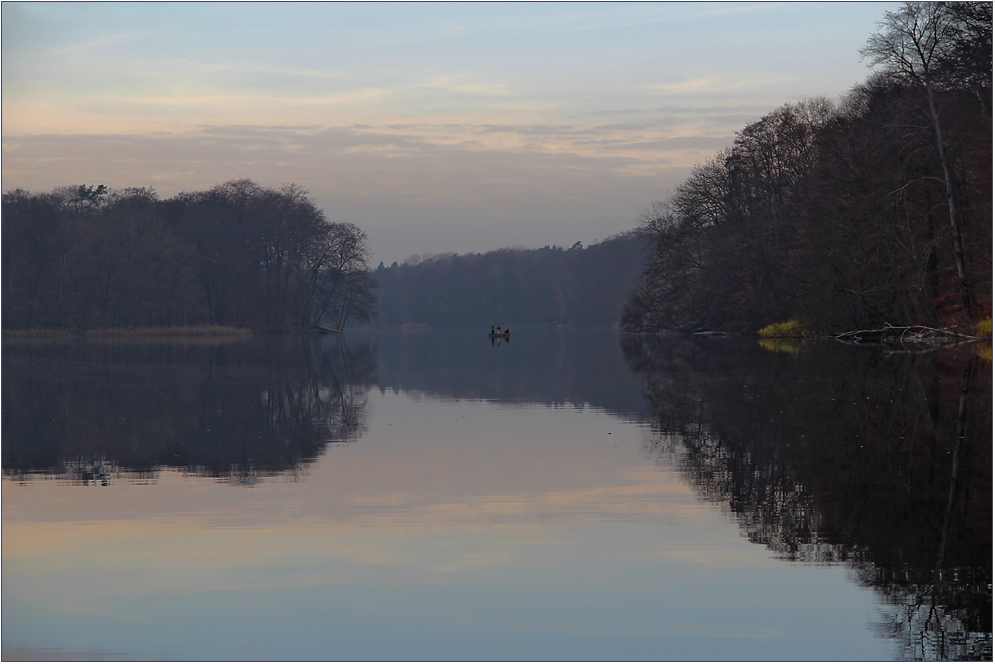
[621,3,992,337]
[4,321,991,347]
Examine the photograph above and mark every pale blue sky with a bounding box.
[2,2,899,263]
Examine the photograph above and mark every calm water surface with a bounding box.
[2,329,990,661]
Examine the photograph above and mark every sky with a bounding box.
[2,1,900,264]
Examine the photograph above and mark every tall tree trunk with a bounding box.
[926,85,974,319]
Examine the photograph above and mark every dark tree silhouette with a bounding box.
[860,1,991,318]
[2,180,377,331]
[623,2,991,334]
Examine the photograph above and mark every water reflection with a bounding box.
[2,336,376,484]
[369,327,649,419]
[621,333,992,660]
[3,329,991,659]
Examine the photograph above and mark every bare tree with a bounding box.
[621,101,833,333]
[860,1,980,318]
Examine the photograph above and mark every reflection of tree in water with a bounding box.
[370,328,649,420]
[621,334,991,660]
[2,335,376,485]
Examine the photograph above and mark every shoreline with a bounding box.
[2,325,254,339]
[4,322,991,345]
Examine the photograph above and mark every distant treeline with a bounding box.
[2,179,376,331]
[372,233,645,328]
[623,2,992,334]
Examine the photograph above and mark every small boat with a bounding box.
[488,332,510,339]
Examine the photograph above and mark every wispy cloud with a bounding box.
[40,30,155,57]
[422,77,511,97]
[174,59,354,82]
[2,110,747,202]
[646,74,803,96]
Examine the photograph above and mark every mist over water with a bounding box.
[3,330,990,660]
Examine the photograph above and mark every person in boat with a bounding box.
[504,328,510,335]
[491,325,495,334]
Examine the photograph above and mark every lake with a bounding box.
[2,329,990,661]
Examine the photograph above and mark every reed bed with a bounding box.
[3,325,253,338]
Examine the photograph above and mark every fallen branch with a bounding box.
[833,324,979,345]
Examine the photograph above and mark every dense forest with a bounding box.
[2,179,376,331]
[1,174,642,331]
[371,232,644,328]
[622,2,992,335]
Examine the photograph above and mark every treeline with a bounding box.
[372,232,645,328]
[623,2,992,334]
[2,179,376,331]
